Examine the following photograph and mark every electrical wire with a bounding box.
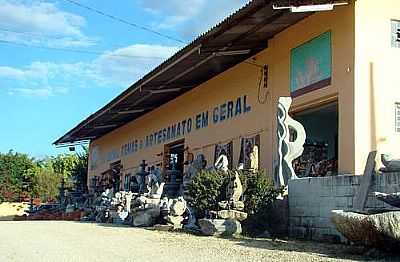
[63,0,186,44]
[0,39,168,60]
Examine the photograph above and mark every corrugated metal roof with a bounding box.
[54,0,335,145]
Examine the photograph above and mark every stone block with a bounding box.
[290,207,306,217]
[319,203,336,218]
[335,176,344,186]
[365,196,377,209]
[331,210,400,250]
[320,187,333,197]
[289,226,307,239]
[346,197,353,209]
[321,177,333,187]
[198,219,242,236]
[334,197,348,208]
[315,217,331,228]
[343,176,354,186]
[289,217,301,227]
[309,206,320,217]
[154,224,174,231]
[335,186,354,197]
[300,216,315,227]
[217,210,247,222]
[132,210,156,227]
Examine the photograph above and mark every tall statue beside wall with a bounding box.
[275,97,306,188]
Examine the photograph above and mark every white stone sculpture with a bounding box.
[226,172,243,202]
[125,192,133,212]
[275,97,306,187]
[215,154,229,173]
[147,170,164,199]
[249,145,259,171]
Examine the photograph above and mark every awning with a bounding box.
[54,0,335,146]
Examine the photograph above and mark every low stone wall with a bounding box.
[288,172,400,242]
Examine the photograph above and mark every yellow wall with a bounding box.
[354,0,400,174]
[88,3,356,182]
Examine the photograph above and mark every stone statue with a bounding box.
[249,145,259,171]
[183,154,207,199]
[158,196,187,229]
[226,171,243,202]
[275,97,306,187]
[380,154,400,172]
[200,171,247,236]
[183,206,199,230]
[147,169,164,199]
[101,188,113,206]
[136,160,149,194]
[215,154,229,173]
[125,192,133,212]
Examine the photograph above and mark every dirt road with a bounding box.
[0,221,389,262]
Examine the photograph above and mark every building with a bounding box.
[55,0,400,193]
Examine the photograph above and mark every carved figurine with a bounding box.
[215,154,229,173]
[226,171,243,202]
[249,145,259,171]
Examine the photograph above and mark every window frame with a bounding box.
[391,19,400,48]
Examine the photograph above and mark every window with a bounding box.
[396,103,400,133]
[391,20,400,48]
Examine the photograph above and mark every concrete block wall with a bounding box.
[288,172,400,242]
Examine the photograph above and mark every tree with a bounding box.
[0,149,89,203]
[71,147,88,193]
[0,150,36,201]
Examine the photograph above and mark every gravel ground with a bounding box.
[0,221,395,262]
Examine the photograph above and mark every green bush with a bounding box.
[187,170,227,217]
[187,168,284,236]
[241,170,284,237]
[243,170,282,215]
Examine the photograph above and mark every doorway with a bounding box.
[110,161,122,192]
[163,139,185,197]
[163,139,185,175]
[292,101,338,177]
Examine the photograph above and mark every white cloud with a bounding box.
[139,0,206,29]
[138,0,249,39]
[12,87,53,97]
[0,0,95,47]
[1,44,179,97]
[93,44,180,86]
[0,66,26,79]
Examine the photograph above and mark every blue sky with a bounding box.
[0,0,247,158]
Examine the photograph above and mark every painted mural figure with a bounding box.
[215,154,229,173]
[275,97,306,188]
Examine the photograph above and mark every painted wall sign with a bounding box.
[102,95,251,162]
[290,31,332,95]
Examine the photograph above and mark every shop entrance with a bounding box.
[163,139,185,175]
[110,161,122,192]
[163,139,185,197]
[292,102,338,177]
